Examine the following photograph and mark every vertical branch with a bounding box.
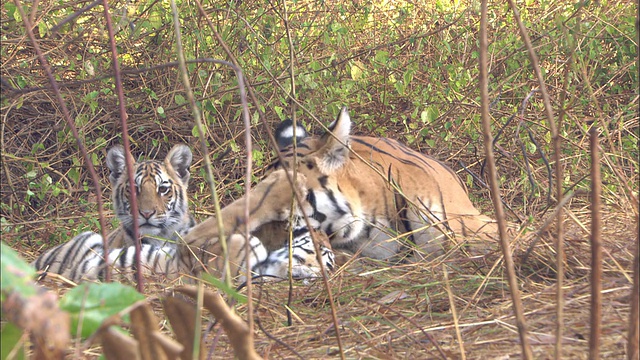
[193,3,344,356]
[505,1,564,357]
[238,64,255,343]
[281,0,297,122]
[589,127,602,360]
[170,0,256,336]
[629,221,640,360]
[13,0,111,283]
[167,0,233,287]
[479,1,533,358]
[99,0,141,289]
[443,265,466,360]
[279,0,301,334]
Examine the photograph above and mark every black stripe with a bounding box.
[61,234,101,272]
[352,138,437,173]
[326,189,348,216]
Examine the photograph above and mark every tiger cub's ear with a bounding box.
[166,144,193,186]
[317,106,352,174]
[106,145,135,186]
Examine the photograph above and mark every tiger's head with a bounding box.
[106,144,195,246]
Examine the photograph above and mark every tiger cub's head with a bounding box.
[106,144,194,244]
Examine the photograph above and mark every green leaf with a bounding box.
[69,168,80,185]
[202,273,247,304]
[0,242,37,298]
[274,106,284,120]
[59,283,144,339]
[38,22,47,38]
[25,170,37,179]
[421,106,439,124]
[394,81,405,95]
[229,140,239,153]
[403,69,414,87]
[175,94,186,106]
[350,60,365,80]
[148,10,163,30]
[374,50,389,64]
[1,322,25,360]
[191,125,203,137]
[157,106,165,118]
[11,4,21,22]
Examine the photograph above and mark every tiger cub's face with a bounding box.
[106,144,193,242]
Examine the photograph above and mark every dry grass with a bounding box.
[27,204,635,359]
[227,207,634,359]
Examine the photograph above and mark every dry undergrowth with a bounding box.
[27,203,636,359]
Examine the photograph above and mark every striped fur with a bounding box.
[34,144,196,277]
[32,224,332,283]
[106,144,196,248]
[269,107,499,261]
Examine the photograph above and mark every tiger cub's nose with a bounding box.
[139,210,156,219]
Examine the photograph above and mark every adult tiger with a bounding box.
[268,107,499,261]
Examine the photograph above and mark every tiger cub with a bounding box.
[33,144,196,276]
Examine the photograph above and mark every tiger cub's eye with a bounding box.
[158,184,171,195]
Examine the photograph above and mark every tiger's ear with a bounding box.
[275,118,307,150]
[317,106,351,174]
[166,144,193,185]
[106,145,134,186]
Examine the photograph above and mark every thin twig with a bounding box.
[255,318,305,360]
[168,3,233,288]
[170,0,258,337]
[280,0,297,122]
[629,218,640,360]
[479,2,533,359]
[506,2,564,358]
[443,265,465,360]
[521,190,575,266]
[360,297,448,359]
[49,0,102,35]
[588,127,602,360]
[99,0,141,288]
[192,3,345,357]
